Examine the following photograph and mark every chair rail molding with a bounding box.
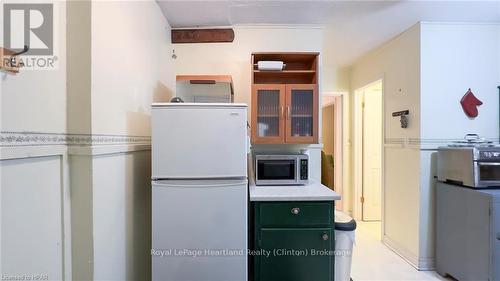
[0,131,151,147]
[384,137,500,150]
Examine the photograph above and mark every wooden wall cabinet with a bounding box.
[251,53,319,144]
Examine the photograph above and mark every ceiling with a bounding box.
[157,0,500,66]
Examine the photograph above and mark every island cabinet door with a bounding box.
[257,228,333,281]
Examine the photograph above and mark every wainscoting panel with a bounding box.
[92,150,152,281]
[1,155,66,280]
[1,131,151,281]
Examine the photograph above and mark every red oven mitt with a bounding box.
[460,88,482,118]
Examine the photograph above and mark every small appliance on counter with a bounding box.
[175,75,234,103]
[437,134,500,188]
[254,153,308,186]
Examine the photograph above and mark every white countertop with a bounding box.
[247,154,341,201]
[249,179,341,202]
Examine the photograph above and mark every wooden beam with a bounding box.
[176,75,233,84]
[171,29,234,44]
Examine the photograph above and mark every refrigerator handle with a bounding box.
[153,180,248,188]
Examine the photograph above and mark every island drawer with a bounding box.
[257,201,333,227]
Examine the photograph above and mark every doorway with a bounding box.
[321,94,343,210]
[354,80,383,222]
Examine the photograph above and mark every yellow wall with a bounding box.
[350,23,422,267]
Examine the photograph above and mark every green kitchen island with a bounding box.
[249,179,341,281]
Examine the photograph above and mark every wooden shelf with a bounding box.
[253,70,316,84]
[252,52,318,85]
[257,115,280,118]
[253,70,315,74]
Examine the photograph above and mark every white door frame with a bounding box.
[353,79,385,227]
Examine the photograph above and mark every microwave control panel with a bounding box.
[300,159,308,180]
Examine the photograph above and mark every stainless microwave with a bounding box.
[254,154,309,186]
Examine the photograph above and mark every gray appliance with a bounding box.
[436,182,500,280]
[437,135,500,188]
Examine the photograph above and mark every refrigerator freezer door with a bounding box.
[152,104,248,179]
[152,179,248,281]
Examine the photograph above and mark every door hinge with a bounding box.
[360,197,365,203]
[361,102,365,108]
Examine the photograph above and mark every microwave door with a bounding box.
[476,162,500,187]
[257,159,297,185]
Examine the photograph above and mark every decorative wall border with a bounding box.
[385,137,500,150]
[0,132,151,147]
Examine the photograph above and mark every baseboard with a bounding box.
[382,235,436,271]
[382,236,419,269]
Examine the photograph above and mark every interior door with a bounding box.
[362,89,382,221]
[285,84,318,144]
[252,84,286,144]
[258,228,333,281]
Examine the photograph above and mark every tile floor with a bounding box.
[350,221,449,281]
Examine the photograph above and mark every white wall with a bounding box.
[420,23,500,141]
[2,1,171,280]
[92,151,151,281]
[418,22,500,269]
[1,1,72,280]
[2,156,64,280]
[0,1,67,133]
[91,0,174,136]
[70,1,172,280]
[351,24,423,267]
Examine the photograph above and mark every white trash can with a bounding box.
[334,211,357,281]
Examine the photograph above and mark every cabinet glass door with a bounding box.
[252,85,285,143]
[286,85,318,143]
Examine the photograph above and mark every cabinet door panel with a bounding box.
[252,85,286,144]
[285,85,318,143]
[492,203,500,280]
[258,228,333,281]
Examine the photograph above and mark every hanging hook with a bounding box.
[9,45,29,67]
[12,45,29,56]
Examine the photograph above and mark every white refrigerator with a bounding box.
[151,103,248,281]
